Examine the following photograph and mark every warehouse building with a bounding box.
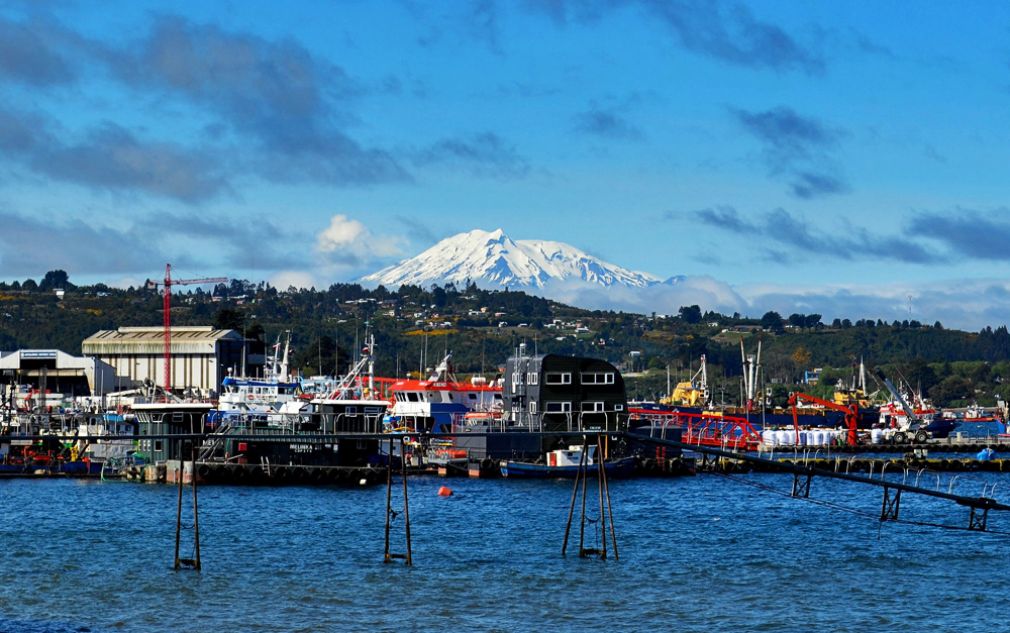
[82,326,247,396]
[0,349,117,397]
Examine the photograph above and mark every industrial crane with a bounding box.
[788,391,860,447]
[158,264,228,395]
[872,368,931,443]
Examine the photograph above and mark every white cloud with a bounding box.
[270,270,316,290]
[537,276,747,317]
[738,278,1010,330]
[492,275,1010,331]
[315,214,404,263]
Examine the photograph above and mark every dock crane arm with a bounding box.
[873,368,920,425]
[788,391,859,447]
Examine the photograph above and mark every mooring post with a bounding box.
[401,436,413,566]
[190,440,202,571]
[173,439,184,570]
[600,434,619,561]
[383,436,393,563]
[595,434,607,560]
[561,435,586,557]
[383,436,412,565]
[578,435,590,557]
[173,439,201,571]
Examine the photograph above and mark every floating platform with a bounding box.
[698,455,1010,474]
[189,461,385,486]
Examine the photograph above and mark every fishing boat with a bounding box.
[385,353,503,434]
[216,331,300,417]
[500,444,636,478]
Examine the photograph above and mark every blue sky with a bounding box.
[2,0,1010,329]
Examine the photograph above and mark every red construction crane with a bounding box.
[160,263,227,395]
[788,391,860,447]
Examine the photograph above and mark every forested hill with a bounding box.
[3,271,1010,407]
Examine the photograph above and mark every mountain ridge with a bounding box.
[362,228,664,291]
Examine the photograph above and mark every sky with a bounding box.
[2,0,1010,330]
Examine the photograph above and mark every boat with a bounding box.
[215,331,300,420]
[500,444,636,478]
[385,353,503,434]
[658,351,883,431]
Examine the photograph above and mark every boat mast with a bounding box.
[280,330,291,381]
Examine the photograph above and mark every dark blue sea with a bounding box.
[1,471,1007,632]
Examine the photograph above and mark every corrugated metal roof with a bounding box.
[82,326,241,355]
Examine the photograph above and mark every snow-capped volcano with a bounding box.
[362,228,661,290]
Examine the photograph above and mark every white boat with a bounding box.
[217,331,300,417]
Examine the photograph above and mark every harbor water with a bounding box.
[2,473,1007,632]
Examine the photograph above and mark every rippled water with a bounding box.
[2,471,1008,632]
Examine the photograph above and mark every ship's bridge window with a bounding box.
[545,372,572,385]
[545,401,572,413]
[528,372,539,385]
[407,392,420,402]
[582,401,605,412]
[529,401,538,414]
[494,393,502,400]
[580,372,615,385]
[345,406,357,415]
[468,393,477,400]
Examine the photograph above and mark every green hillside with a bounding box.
[4,271,1009,408]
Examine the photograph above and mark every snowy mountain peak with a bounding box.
[484,227,506,244]
[362,228,661,290]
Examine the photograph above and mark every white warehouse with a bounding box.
[82,326,245,396]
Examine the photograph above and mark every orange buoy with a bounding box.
[437,486,453,497]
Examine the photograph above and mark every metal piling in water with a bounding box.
[562,433,619,560]
[384,436,412,565]
[173,438,201,572]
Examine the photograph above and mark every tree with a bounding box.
[791,346,812,381]
[431,286,447,309]
[679,305,702,324]
[791,346,812,368]
[213,308,245,331]
[760,311,784,332]
[22,278,37,292]
[39,270,72,292]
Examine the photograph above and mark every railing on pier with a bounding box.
[629,408,761,451]
[629,429,1010,533]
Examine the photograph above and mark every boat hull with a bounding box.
[500,457,636,479]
